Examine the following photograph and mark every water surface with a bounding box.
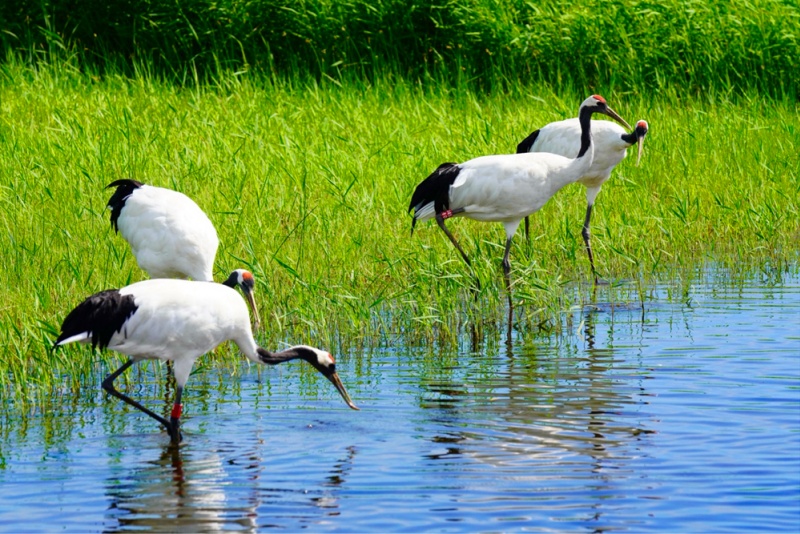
[1,268,798,532]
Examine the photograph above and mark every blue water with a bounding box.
[1,268,799,532]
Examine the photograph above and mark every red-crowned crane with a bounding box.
[54,276,359,444]
[408,95,627,287]
[516,118,649,283]
[106,179,261,328]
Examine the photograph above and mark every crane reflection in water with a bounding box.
[103,437,359,531]
[419,300,658,528]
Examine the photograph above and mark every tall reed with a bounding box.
[0,0,797,96]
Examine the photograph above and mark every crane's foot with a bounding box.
[168,417,183,444]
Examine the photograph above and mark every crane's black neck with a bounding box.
[106,179,144,233]
[577,105,594,158]
[256,346,332,375]
[620,131,637,145]
[221,272,238,288]
[257,347,307,366]
[620,123,646,146]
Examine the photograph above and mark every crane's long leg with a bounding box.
[524,216,530,244]
[436,210,481,291]
[502,236,514,338]
[581,203,600,285]
[169,386,183,444]
[436,210,471,267]
[501,236,514,291]
[102,359,174,437]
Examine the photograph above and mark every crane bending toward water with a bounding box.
[54,276,358,444]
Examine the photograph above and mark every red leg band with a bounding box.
[441,209,453,219]
[171,403,183,419]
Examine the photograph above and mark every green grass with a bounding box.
[0,61,798,400]
[1,0,797,96]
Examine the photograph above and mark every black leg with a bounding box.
[501,236,514,283]
[102,359,172,434]
[436,211,481,290]
[581,204,600,285]
[435,212,471,267]
[169,386,183,444]
[502,236,514,343]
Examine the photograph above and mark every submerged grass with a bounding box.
[0,61,798,400]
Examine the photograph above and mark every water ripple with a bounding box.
[1,269,799,532]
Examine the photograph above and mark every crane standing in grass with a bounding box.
[516,118,649,284]
[54,277,359,444]
[106,179,261,327]
[408,95,629,289]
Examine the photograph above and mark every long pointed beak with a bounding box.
[241,286,261,331]
[636,137,644,166]
[603,106,632,131]
[327,372,359,410]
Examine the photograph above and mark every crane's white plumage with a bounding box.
[106,179,261,327]
[518,118,648,205]
[413,152,580,226]
[108,180,219,281]
[95,280,250,383]
[55,277,358,443]
[516,118,648,282]
[408,95,628,281]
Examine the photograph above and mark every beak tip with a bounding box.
[330,372,358,410]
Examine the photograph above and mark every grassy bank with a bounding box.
[0,62,798,399]
[1,0,797,96]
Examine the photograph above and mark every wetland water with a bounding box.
[1,268,799,532]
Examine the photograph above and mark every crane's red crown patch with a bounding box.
[591,94,606,104]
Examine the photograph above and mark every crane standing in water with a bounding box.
[54,277,359,444]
